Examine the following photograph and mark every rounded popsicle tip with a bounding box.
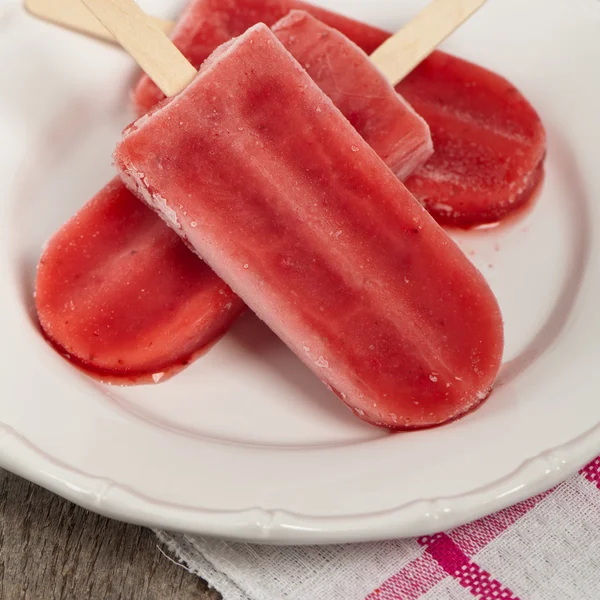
[400,50,547,228]
[333,350,502,431]
[321,242,505,431]
[35,179,244,383]
[362,379,498,431]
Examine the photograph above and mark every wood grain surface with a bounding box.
[0,470,222,600]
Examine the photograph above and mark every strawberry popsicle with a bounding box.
[36,179,245,382]
[36,12,432,381]
[134,0,546,228]
[116,25,504,429]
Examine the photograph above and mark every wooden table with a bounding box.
[0,470,221,599]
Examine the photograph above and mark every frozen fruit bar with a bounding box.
[36,178,244,382]
[116,25,504,429]
[134,0,545,228]
[273,11,432,181]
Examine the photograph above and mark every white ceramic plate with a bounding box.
[1,0,599,544]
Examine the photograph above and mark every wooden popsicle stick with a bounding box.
[370,0,488,86]
[80,0,195,97]
[24,0,173,43]
[26,0,487,81]
[78,0,487,97]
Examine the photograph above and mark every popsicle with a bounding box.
[36,10,434,380]
[36,179,245,382]
[108,9,503,429]
[132,0,545,228]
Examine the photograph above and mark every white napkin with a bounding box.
[155,457,600,600]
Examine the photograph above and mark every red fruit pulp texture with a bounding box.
[116,25,504,429]
[272,10,432,181]
[399,52,546,227]
[134,0,546,228]
[35,179,245,381]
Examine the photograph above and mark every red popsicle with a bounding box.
[116,25,504,428]
[133,0,546,228]
[36,179,245,382]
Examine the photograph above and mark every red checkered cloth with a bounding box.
[157,457,600,599]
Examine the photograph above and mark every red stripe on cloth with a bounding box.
[365,551,446,600]
[581,456,600,489]
[449,490,551,556]
[365,457,600,600]
[418,533,520,599]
